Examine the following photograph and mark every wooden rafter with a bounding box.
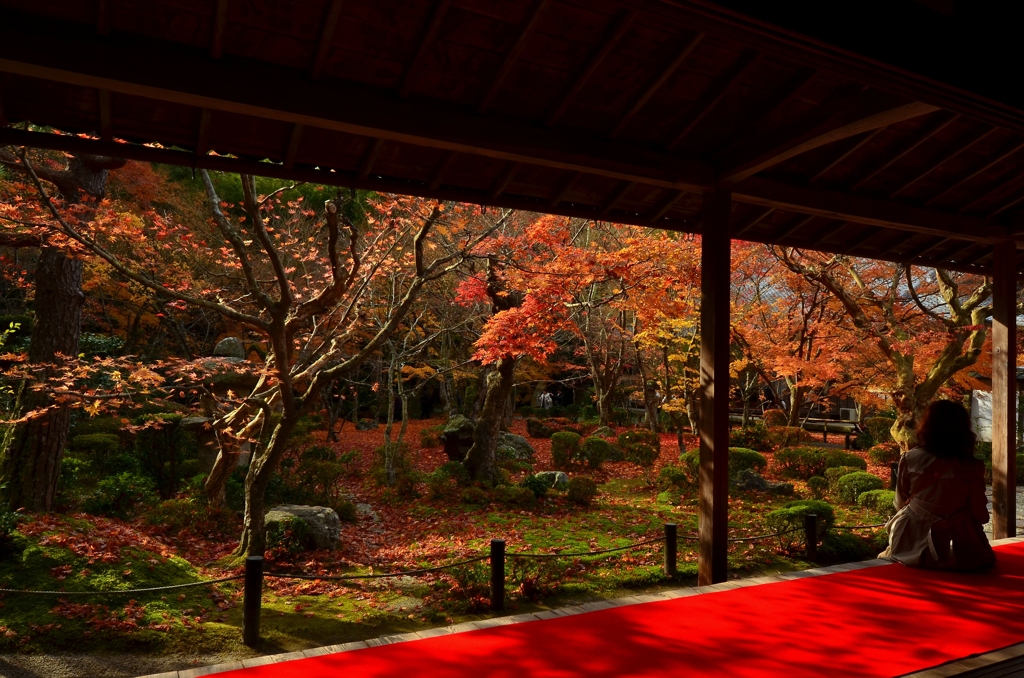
[608,32,704,139]
[876,231,916,258]
[210,0,230,60]
[845,225,882,252]
[667,50,759,150]
[357,138,384,181]
[732,206,773,237]
[601,180,635,216]
[429,151,458,190]
[195,109,212,158]
[927,139,1024,206]
[990,193,1024,219]
[808,221,837,247]
[490,161,521,199]
[546,9,636,127]
[96,0,109,37]
[0,82,6,126]
[477,0,553,114]
[310,0,345,81]
[550,171,584,208]
[398,0,452,99]
[809,128,885,183]
[744,68,816,132]
[850,112,960,190]
[283,123,303,170]
[903,236,951,261]
[718,92,937,184]
[888,127,997,197]
[774,214,814,240]
[649,190,687,223]
[97,88,111,141]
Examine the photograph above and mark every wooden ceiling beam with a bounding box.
[546,9,636,127]
[959,166,1024,214]
[876,231,917,258]
[903,236,951,262]
[477,0,553,114]
[744,68,816,132]
[283,123,303,170]
[808,221,838,247]
[601,180,636,216]
[734,176,1004,242]
[357,138,384,181]
[926,139,1024,206]
[732,206,773,237]
[550,171,584,208]
[97,88,112,141]
[96,0,110,37]
[310,0,345,81]
[849,112,959,190]
[888,127,997,197]
[429,150,458,190]
[195,109,212,158]
[398,0,452,99]
[808,128,885,183]
[649,190,687,223]
[845,225,883,252]
[608,31,703,139]
[989,193,1024,219]
[666,50,759,150]
[718,91,938,184]
[774,214,815,240]
[490,161,521,199]
[210,0,230,60]
[0,82,6,126]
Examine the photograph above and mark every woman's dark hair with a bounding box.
[916,400,976,460]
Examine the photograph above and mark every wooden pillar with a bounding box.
[698,187,731,585]
[992,242,1017,539]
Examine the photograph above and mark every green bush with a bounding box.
[808,476,827,500]
[266,516,314,554]
[762,409,788,427]
[824,466,863,494]
[370,442,420,497]
[864,417,895,444]
[658,464,690,489]
[858,489,897,518]
[0,508,22,542]
[680,450,700,484]
[425,462,471,499]
[494,485,537,507]
[818,530,875,562]
[83,472,157,519]
[837,472,884,503]
[774,447,867,479]
[133,413,197,500]
[71,432,121,457]
[617,429,661,453]
[520,474,550,499]
[566,477,599,505]
[769,426,814,448]
[729,424,771,451]
[581,436,612,469]
[551,431,583,470]
[868,442,901,465]
[420,426,442,448]
[853,431,875,450]
[460,487,490,505]
[526,418,555,439]
[729,447,767,475]
[623,442,659,468]
[765,499,835,546]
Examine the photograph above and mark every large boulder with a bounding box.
[591,425,615,438]
[356,418,379,431]
[497,432,535,461]
[526,418,555,439]
[732,469,794,495]
[441,415,476,462]
[213,336,246,359]
[534,471,569,490]
[264,505,341,551]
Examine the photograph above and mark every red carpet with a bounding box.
[222,541,1024,677]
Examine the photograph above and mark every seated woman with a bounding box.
[880,399,995,571]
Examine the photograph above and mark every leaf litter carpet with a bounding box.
[220,541,1024,677]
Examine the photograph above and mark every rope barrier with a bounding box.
[0,575,244,596]
[833,522,887,530]
[507,537,663,559]
[264,555,489,581]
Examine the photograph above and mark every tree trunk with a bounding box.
[1,247,83,511]
[236,417,297,557]
[464,356,515,485]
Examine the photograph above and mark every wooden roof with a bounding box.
[0,0,1022,274]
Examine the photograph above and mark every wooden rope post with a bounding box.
[490,539,505,611]
[664,523,677,577]
[242,555,263,646]
[804,514,818,561]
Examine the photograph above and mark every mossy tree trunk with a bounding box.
[464,356,515,485]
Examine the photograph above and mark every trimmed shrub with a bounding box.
[680,450,700,485]
[494,485,537,507]
[824,465,863,494]
[266,516,314,554]
[526,418,556,439]
[769,426,814,448]
[83,472,157,519]
[765,499,835,546]
[618,429,661,453]
[71,433,121,458]
[808,476,827,500]
[566,477,599,505]
[581,436,612,469]
[460,487,490,505]
[520,474,550,499]
[425,462,470,500]
[864,417,895,444]
[419,425,443,448]
[858,489,897,518]
[853,431,875,450]
[762,409,789,427]
[729,424,771,451]
[623,442,659,468]
[133,413,197,500]
[868,442,901,465]
[0,508,22,543]
[551,431,583,470]
[371,442,420,496]
[657,464,689,489]
[837,471,884,503]
[818,530,875,562]
[729,447,768,475]
[774,447,867,480]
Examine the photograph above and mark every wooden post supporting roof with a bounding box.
[992,242,1018,539]
[699,187,732,586]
